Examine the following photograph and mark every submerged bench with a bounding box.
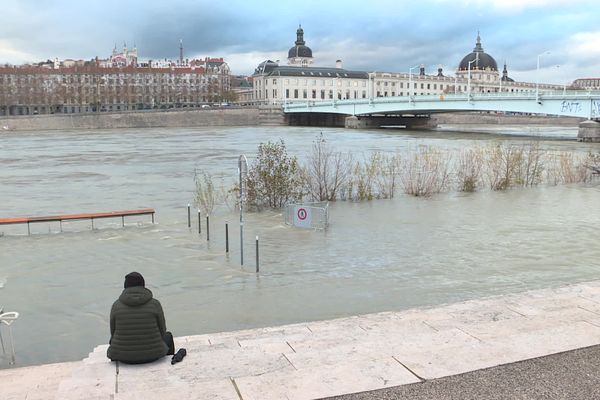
[0,208,155,234]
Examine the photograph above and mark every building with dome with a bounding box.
[288,26,314,67]
[252,29,563,105]
[454,32,502,93]
[253,26,369,104]
[369,33,564,98]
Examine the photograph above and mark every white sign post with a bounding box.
[293,206,312,229]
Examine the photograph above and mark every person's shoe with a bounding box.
[171,348,187,365]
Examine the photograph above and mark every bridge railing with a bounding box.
[284,90,600,110]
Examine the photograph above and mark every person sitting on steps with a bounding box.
[107,272,174,364]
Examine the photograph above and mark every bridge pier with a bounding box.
[345,115,434,129]
[577,120,600,142]
[345,116,377,129]
[285,112,346,127]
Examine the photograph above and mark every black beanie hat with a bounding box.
[124,272,145,288]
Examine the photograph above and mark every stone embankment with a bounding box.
[258,105,286,126]
[0,107,590,134]
[0,108,261,131]
[431,112,582,126]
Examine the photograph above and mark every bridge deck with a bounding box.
[283,91,600,120]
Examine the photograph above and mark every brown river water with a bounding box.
[1,125,600,368]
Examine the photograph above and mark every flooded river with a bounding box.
[1,125,600,368]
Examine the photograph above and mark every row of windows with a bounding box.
[574,79,600,87]
[258,78,467,91]
[279,89,369,100]
[254,85,539,99]
[376,81,449,90]
[1,95,211,105]
[0,75,225,85]
[262,78,368,88]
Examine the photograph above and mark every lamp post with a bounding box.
[238,155,248,265]
[467,59,476,99]
[408,65,419,103]
[536,51,551,103]
[555,65,566,95]
[454,69,458,95]
[368,72,374,101]
[466,52,479,100]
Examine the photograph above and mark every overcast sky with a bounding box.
[1,0,598,84]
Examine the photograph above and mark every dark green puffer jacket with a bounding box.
[107,286,168,364]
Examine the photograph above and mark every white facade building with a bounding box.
[252,29,563,104]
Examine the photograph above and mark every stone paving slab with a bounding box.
[1,361,80,400]
[234,356,420,400]
[325,344,600,400]
[4,281,600,400]
[55,358,116,400]
[114,378,240,400]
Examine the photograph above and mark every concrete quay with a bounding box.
[4,280,600,400]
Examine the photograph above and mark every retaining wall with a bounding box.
[0,108,260,131]
[0,109,584,132]
[431,112,582,126]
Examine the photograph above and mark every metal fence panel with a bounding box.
[284,202,329,230]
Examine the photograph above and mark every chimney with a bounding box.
[419,65,425,76]
[336,59,343,69]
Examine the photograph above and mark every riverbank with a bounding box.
[3,279,600,399]
[431,112,582,127]
[0,107,583,132]
[0,107,260,131]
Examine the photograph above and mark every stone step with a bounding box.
[2,362,80,400]
[4,280,600,400]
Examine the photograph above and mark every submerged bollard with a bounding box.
[206,215,210,241]
[240,224,244,265]
[197,210,201,234]
[255,236,259,273]
[225,223,229,253]
[187,204,191,228]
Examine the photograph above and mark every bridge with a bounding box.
[283,91,600,140]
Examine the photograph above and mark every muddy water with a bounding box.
[1,125,600,367]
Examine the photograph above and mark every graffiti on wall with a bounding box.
[592,100,600,117]
[560,100,582,114]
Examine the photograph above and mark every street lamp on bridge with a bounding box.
[408,65,419,103]
[466,50,479,100]
[536,51,551,103]
[467,57,478,100]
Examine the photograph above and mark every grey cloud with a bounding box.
[0,0,598,82]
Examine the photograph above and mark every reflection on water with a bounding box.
[1,125,600,368]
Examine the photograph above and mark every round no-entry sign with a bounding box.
[297,208,307,220]
[293,205,312,228]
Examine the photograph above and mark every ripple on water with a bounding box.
[98,236,123,241]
